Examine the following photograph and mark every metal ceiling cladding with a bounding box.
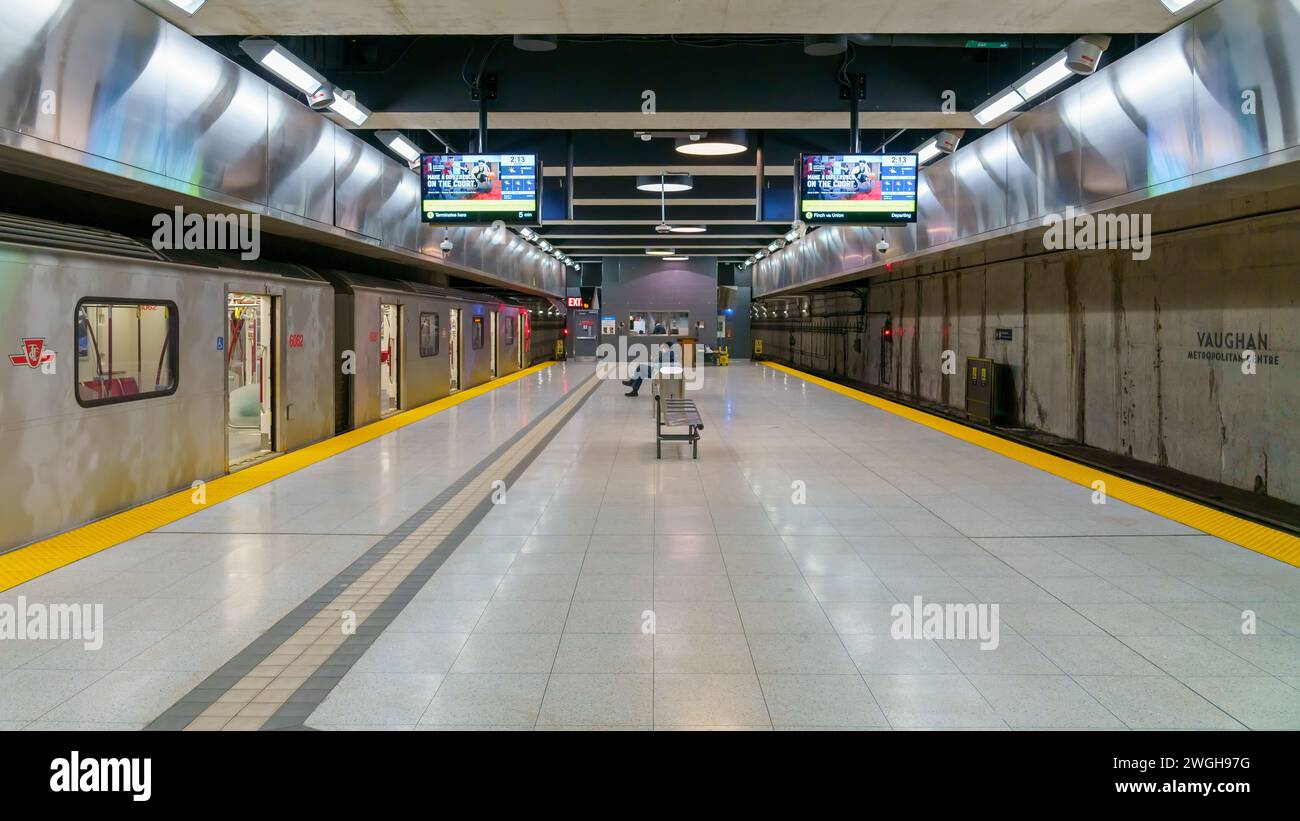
[753,0,1300,297]
[0,0,564,297]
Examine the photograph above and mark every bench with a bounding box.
[655,394,704,459]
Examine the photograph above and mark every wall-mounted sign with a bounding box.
[994,328,1014,341]
[601,318,617,335]
[566,297,585,308]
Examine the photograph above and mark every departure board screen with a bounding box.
[798,154,919,225]
[420,154,540,225]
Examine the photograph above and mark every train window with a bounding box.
[471,315,484,350]
[502,314,515,346]
[419,312,440,357]
[75,299,179,407]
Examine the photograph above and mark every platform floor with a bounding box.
[2,362,1299,730]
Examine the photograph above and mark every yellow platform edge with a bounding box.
[760,361,1300,569]
[0,362,558,592]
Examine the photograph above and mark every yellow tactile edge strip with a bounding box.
[0,362,558,592]
[760,361,1300,569]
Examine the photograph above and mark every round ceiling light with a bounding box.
[675,129,748,156]
[804,34,848,56]
[636,173,694,193]
[513,34,558,52]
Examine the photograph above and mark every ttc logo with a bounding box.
[9,338,55,369]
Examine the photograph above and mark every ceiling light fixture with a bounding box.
[669,225,707,234]
[636,173,694,193]
[375,131,423,166]
[324,88,371,127]
[914,129,965,165]
[663,256,689,262]
[804,35,848,56]
[1160,0,1199,11]
[973,36,1110,126]
[675,129,748,156]
[646,248,675,256]
[1016,53,1074,101]
[239,37,326,96]
[513,34,558,52]
[972,88,1025,126]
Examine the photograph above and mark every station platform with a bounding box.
[1,362,1297,731]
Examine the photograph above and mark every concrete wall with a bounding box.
[756,209,1300,505]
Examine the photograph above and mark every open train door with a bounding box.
[449,308,462,391]
[226,292,277,468]
[380,303,401,415]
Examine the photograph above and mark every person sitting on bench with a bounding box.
[622,362,644,397]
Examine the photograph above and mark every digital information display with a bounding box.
[420,154,540,225]
[798,153,919,225]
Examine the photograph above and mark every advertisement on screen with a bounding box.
[798,153,918,225]
[420,154,540,225]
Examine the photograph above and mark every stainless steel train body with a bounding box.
[328,272,531,432]
[0,218,553,552]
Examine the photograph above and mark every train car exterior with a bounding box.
[0,231,335,552]
[326,271,522,431]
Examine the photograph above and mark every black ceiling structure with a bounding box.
[206,32,1157,264]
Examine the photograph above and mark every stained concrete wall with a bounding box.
[756,208,1300,505]
[864,210,1300,503]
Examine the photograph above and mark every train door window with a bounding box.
[471,315,484,350]
[517,314,526,370]
[450,309,462,391]
[380,303,400,415]
[75,299,179,407]
[490,312,499,378]
[226,293,275,468]
[419,312,439,357]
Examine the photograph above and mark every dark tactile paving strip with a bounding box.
[146,371,601,731]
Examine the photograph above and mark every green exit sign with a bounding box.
[966,39,1011,49]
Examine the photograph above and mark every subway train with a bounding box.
[0,213,564,552]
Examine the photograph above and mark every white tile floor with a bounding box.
[0,364,590,729]
[304,364,1300,731]
[4,361,1299,730]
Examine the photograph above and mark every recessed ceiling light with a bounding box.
[675,129,748,156]
[636,173,694,193]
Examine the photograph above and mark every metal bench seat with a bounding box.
[655,395,704,459]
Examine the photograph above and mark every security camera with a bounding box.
[876,239,891,254]
[440,238,454,253]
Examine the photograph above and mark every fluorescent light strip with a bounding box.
[258,49,323,95]
[377,131,421,164]
[1161,0,1197,11]
[1016,54,1073,101]
[972,88,1024,125]
[916,140,943,164]
[328,94,371,127]
[165,0,206,13]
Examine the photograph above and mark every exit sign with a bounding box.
[566,297,584,308]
